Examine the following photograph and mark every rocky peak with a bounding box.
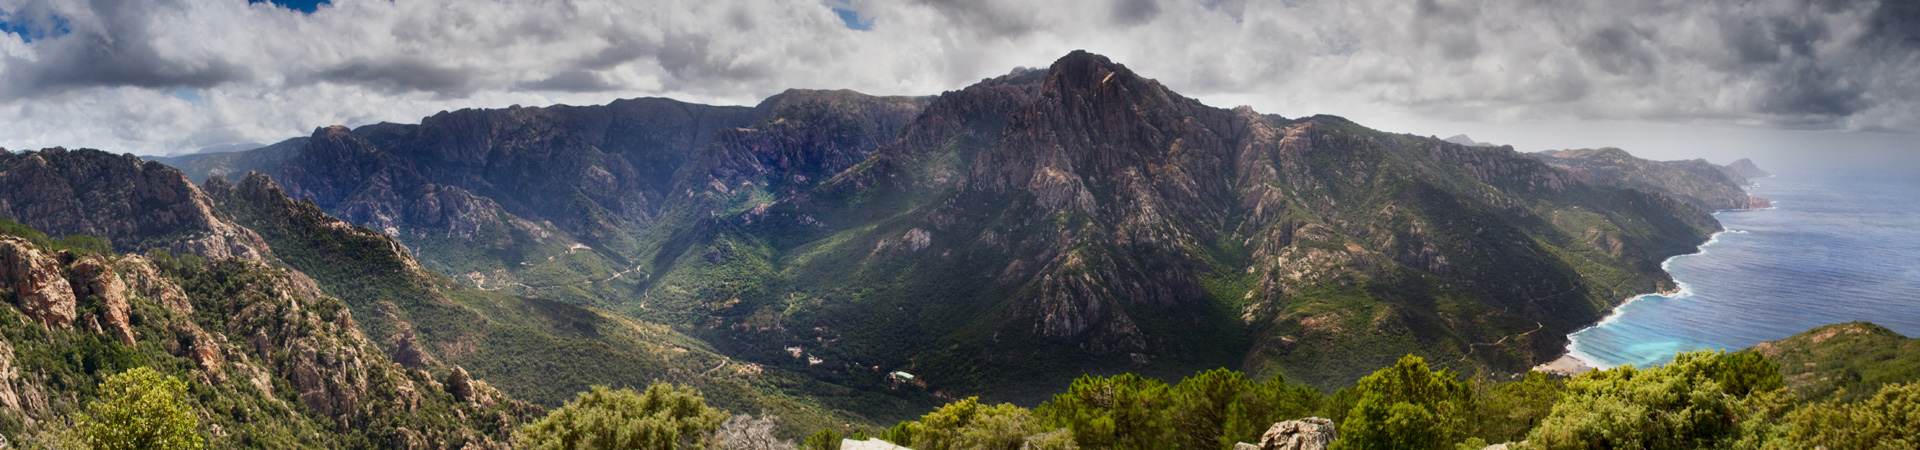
[973,49,1238,223]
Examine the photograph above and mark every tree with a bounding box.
[902,397,1065,450]
[518,384,726,450]
[1169,368,1323,449]
[1035,373,1173,449]
[801,428,840,450]
[71,367,204,450]
[1466,371,1562,443]
[1332,355,1469,450]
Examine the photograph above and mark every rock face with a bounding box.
[1241,417,1338,450]
[67,256,137,345]
[0,335,21,412]
[0,148,271,261]
[0,237,76,328]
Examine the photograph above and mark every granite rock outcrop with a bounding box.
[0,237,76,328]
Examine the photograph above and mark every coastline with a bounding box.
[1544,227,1729,375]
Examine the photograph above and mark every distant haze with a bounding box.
[0,0,1913,161]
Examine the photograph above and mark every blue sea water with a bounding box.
[1566,170,1920,369]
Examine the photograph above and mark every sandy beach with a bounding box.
[1532,354,1595,377]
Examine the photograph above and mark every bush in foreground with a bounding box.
[518,384,726,450]
[72,367,205,450]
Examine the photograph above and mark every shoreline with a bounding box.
[1543,226,1729,375]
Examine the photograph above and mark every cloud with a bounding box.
[0,0,1910,156]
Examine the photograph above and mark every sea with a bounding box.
[1566,169,1920,369]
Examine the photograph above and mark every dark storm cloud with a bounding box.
[519,69,619,93]
[1111,0,1160,26]
[1758,63,1868,120]
[1576,26,1656,76]
[0,0,248,99]
[912,0,1038,37]
[1717,18,1781,64]
[1866,0,1920,48]
[0,0,1914,156]
[1410,0,1481,60]
[312,59,476,96]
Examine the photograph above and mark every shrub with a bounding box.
[1525,351,1780,450]
[71,367,204,450]
[518,384,725,450]
[1332,355,1469,450]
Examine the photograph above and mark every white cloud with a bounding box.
[0,0,1911,155]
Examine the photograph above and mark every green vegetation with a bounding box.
[1751,322,1920,403]
[0,216,112,255]
[517,384,726,450]
[71,367,205,450]
[1524,351,1781,449]
[201,174,926,438]
[2,209,1909,450]
[1781,381,1920,449]
[802,428,842,450]
[818,348,1916,450]
[1332,355,1469,450]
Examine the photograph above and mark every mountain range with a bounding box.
[3,51,1777,440]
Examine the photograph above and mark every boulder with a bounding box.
[1256,417,1337,450]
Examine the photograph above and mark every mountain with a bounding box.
[149,138,310,186]
[1533,148,1773,211]
[1720,158,1772,182]
[1443,134,1493,147]
[156,51,1723,397]
[0,148,931,440]
[0,147,273,260]
[1749,322,1920,403]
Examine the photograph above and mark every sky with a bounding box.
[0,0,1913,170]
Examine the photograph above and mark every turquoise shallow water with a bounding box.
[1566,170,1920,369]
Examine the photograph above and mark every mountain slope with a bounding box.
[2,148,929,438]
[149,51,1724,397]
[1750,322,1920,403]
[649,51,1721,394]
[1533,148,1772,210]
[0,218,534,448]
[0,148,271,260]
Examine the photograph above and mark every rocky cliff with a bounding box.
[0,148,271,260]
